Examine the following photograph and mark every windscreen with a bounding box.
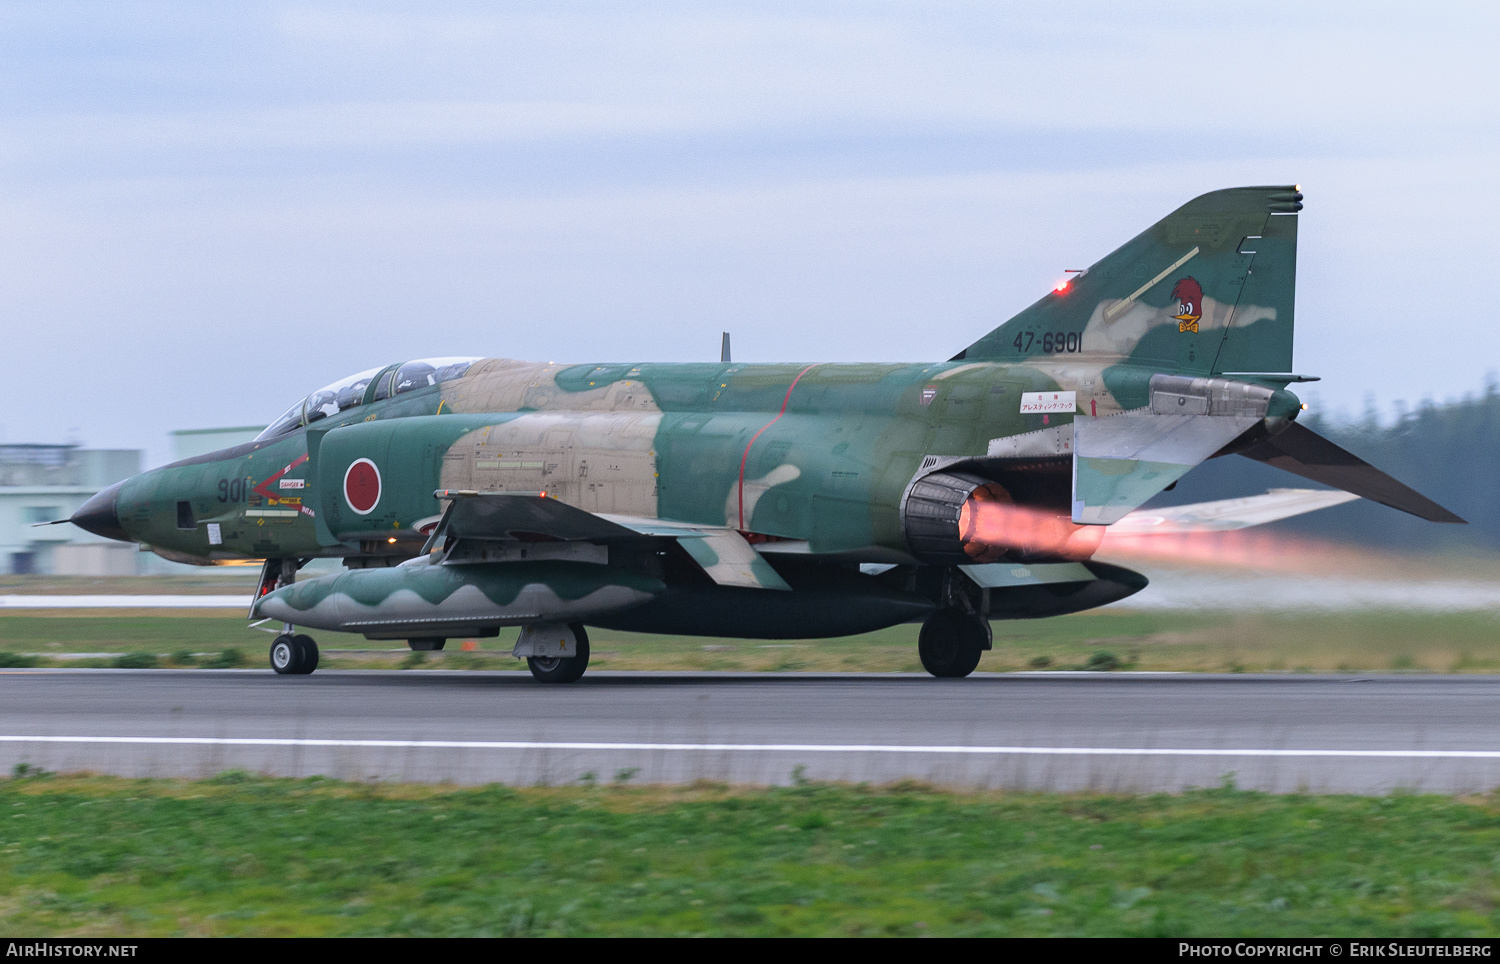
[254,365,387,441]
[304,367,384,425]
[256,402,306,441]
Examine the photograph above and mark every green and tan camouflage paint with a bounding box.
[114,186,1306,567]
[254,555,664,637]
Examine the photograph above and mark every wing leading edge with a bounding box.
[427,490,790,591]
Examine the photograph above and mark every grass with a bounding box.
[1,774,1498,936]
[4,608,1500,674]
[5,564,1500,674]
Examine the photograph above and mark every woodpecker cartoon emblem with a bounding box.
[1172,277,1203,333]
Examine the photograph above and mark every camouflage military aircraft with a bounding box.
[68,185,1461,681]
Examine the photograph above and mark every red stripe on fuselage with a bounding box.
[252,453,309,503]
[737,365,818,531]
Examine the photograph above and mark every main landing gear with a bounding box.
[525,622,591,684]
[914,567,994,678]
[918,609,990,679]
[270,632,320,675]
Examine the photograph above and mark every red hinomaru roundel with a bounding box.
[343,458,382,515]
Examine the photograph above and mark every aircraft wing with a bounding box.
[1108,488,1358,535]
[428,492,790,591]
[431,489,644,542]
[596,514,791,591]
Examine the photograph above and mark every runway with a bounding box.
[2,669,1498,793]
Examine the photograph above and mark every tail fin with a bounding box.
[955,185,1302,375]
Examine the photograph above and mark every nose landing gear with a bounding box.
[270,633,320,675]
[257,559,319,676]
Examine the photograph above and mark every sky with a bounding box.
[1,0,1497,466]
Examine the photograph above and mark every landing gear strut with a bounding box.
[258,559,319,676]
[525,622,591,683]
[270,632,320,675]
[918,609,989,678]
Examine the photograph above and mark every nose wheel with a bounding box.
[270,633,320,675]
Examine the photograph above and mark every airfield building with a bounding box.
[0,426,266,576]
[0,444,142,575]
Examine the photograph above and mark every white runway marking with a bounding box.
[7,575,1500,613]
[0,595,250,608]
[2,735,1500,760]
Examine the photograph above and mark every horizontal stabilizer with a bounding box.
[1236,423,1465,524]
[1109,488,1359,534]
[1072,413,1262,525]
[1072,375,1275,524]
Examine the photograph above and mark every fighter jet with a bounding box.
[69,186,1461,680]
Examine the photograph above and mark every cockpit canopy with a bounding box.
[255,357,481,441]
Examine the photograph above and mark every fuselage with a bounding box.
[68,186,1426,669]
[79,355,1298,566]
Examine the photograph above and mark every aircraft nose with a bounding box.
[71,480,130,542]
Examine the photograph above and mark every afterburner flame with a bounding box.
[957,486,1354,571]
[1096,527,1325,570]
[958,485,1103,562]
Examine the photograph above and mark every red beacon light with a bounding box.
[1056,268,1086,293]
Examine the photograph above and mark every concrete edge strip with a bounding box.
[1,736,1499,759]
[0,596,252,608]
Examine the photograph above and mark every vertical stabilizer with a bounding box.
[955,186,1302,376]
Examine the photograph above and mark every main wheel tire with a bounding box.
[292,634,319,675]
[918,610,987,678]
[527,623,591,683]
[408,638,445,651]
[270,634,302,675]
